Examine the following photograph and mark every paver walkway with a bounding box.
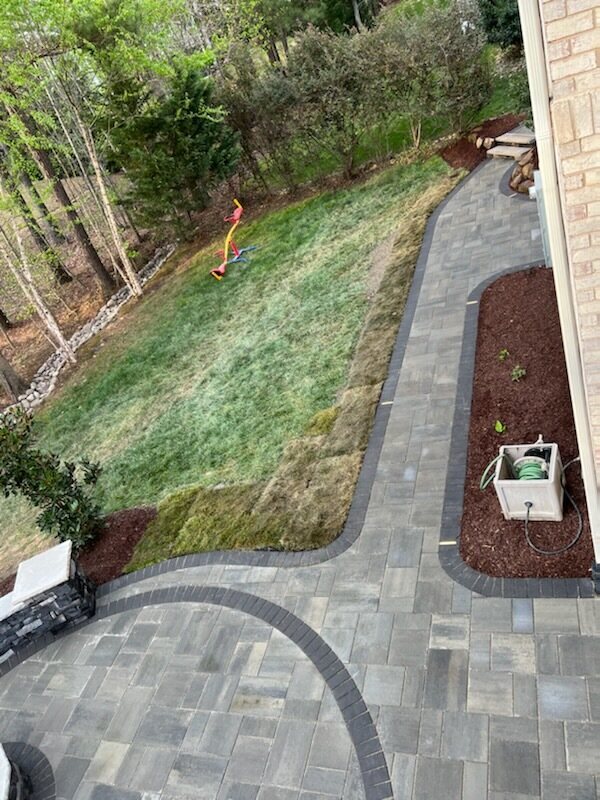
[4,160,599,800]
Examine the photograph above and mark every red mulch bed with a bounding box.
[440,113,526,172]
[0,506,156,597]
[460,267,594,577]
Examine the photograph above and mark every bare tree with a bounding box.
[0,213,76,363]
[41,79,139,291]
[0,351,27,401]
[9,105,116,298]
[76,117,142,296]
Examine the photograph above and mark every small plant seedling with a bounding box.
[511,365,527,382]
[494,420,506,434]
[498,348,510,362]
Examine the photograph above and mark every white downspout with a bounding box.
[517,0,600,570]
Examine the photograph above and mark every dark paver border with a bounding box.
[2,742,55,800]
[439,264,595,598]
[95,163,488,600]
[2,587,393,800]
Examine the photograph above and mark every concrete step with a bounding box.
[487,145,533,160]
[495,132,536,146]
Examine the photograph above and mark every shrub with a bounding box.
[377,2,491,137]
[0,408,102,549]
[479,0,523,50]
[115,63,240,235]
[285,26,376,178]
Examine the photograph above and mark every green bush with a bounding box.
[479,0,523,50]
[0,408,101,549]
[113,63,240,235]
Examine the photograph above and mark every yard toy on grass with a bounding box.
[210,199,257,281]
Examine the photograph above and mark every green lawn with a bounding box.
[0,155,461,574]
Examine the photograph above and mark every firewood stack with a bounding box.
[508,146,539,194]
[474,136,496,151]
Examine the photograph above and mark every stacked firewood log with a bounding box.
[508,146,539,194]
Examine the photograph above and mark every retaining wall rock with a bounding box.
[11,243,176,413]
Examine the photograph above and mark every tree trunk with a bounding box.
[351,0,366,31]
[409,117,422,149]
[266,37,282,64]
[41,83,136,290]
[0,307,11,332]
[33,148,115,298]
[4,178,73,284]
[19,171,66,246]
[76,118,142,296]
[14,110,115,298]
[0,352,27,401]
[0,224,76,363]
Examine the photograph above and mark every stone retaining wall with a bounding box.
[14,243,176,413]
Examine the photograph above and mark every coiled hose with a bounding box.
[480,454,583,556]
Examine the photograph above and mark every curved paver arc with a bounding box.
[2,743,55,800]
[94,586,392,800]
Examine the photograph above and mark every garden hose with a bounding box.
[479,453,546,489]
[524,457,583,556]
[479,453,583,556]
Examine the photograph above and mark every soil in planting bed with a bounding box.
[0,506,156,597]
[460,267,594,578]
[440,113,526,172]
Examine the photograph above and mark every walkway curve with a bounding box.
[1,586,392,798]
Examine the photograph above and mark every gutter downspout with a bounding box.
[517,0,600,572]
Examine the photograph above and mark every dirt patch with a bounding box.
[367,233,396,299]
[0,506,156,597]
[440,114,526,172]
[460,267,594,577]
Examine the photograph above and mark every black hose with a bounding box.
[523,457,583,556]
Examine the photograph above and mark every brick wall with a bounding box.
[540,0,600,469]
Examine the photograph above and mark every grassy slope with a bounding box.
[0,156,459,574]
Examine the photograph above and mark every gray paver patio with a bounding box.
[4,159,599,799]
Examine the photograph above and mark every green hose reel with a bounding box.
[479,439,583,556]
[480,451,548,490]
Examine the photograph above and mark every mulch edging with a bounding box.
[0,506,156,597]
[440,113,526,172]
[460,267,593,578]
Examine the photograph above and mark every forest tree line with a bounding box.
[0,0,516,400]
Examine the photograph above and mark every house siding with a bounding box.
[540,0,600,470]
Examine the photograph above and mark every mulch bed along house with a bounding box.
[460,267,594,578]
